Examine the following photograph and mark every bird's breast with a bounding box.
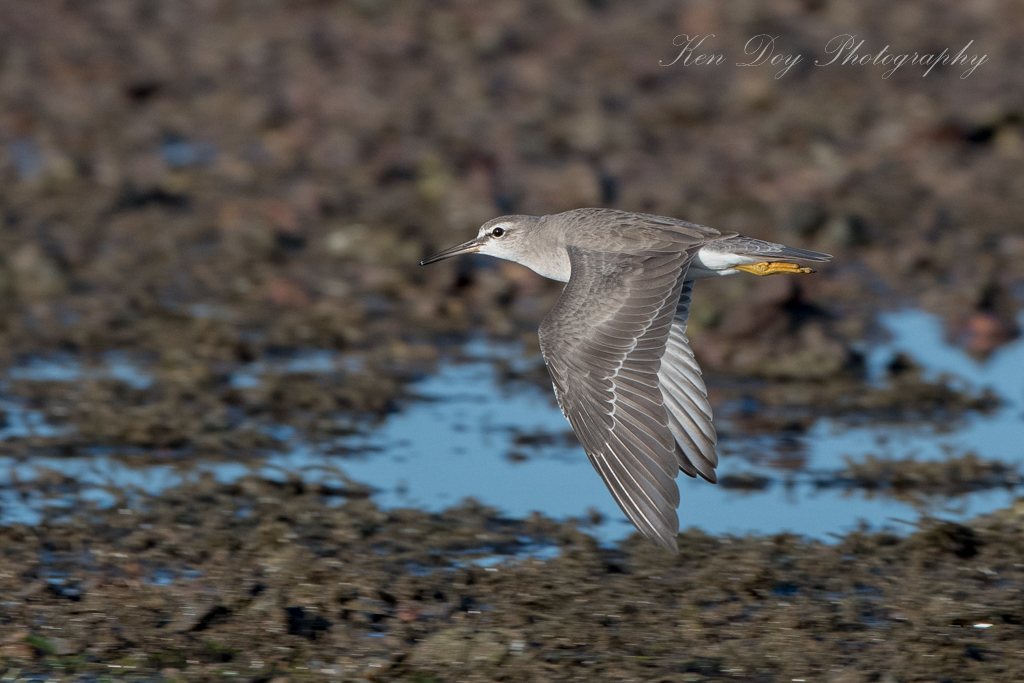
[522,246,572,282]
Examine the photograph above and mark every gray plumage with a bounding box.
[704,235,832,263]
[421,208,831,552]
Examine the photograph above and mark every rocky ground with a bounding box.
[3,477,1024,682]
[0,0,1022,679]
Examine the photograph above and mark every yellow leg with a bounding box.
[733,261,816,276]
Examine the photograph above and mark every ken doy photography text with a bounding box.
[661,33,990,79]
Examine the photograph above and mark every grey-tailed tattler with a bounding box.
[421,208,830,551]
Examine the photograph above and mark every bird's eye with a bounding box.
[490,227,506,238]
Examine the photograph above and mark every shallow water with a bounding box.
[297,309,1024,543]
[0,309,1022,545]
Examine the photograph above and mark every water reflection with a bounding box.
[0,309,1021,545]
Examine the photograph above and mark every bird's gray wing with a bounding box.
[659,280,719,482]
[538,245,693,552]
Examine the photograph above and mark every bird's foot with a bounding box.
[734,261,816,276]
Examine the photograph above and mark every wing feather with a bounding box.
[539,245,698,552]
[657,280,720,482]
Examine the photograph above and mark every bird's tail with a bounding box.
[712,236,832,262]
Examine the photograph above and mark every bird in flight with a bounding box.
[422,208,830,551]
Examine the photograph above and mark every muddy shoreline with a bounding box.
[0,0,1023,680]
[2,477,1024,681]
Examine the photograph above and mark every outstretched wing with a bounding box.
[659,280,718,482]
[538,245,694,552]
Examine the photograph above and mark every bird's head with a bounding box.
[420,215,541,265]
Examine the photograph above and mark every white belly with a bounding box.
[688,247,760,279]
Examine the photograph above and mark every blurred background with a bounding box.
[0,0,1023,540]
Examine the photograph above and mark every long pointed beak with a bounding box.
[420,238,483,265]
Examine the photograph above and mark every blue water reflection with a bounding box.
[0,309,1021,546]
[265,309,1024,543]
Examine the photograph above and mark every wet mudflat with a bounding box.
[4,476,1024,682]
[0,308,1020,544]
[0,310,1023,682]
[1,0,1024,680]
